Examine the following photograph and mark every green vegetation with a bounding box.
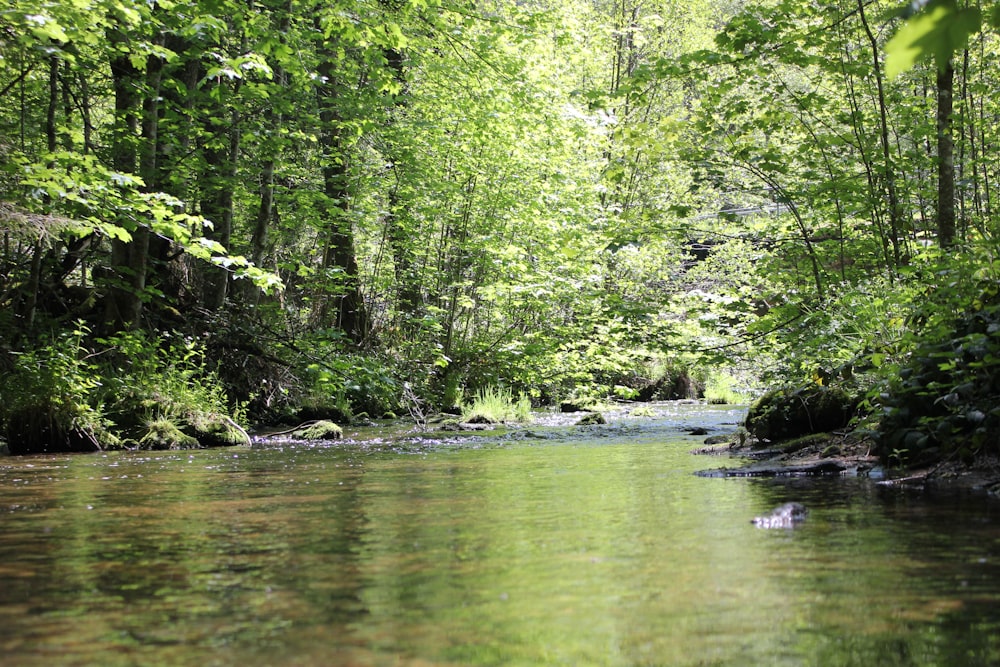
[1,324,112,454]
[291,421,344,441]
[1,0,1000,470]
[461,387,533,425]
[703,373,750,406]
[139,419,199,450]
[745,385,857,446]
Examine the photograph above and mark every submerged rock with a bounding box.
[575,412,607,426]
[752,502,808,529]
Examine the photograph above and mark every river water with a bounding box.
[2,403,1000,666]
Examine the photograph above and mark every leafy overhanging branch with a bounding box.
[14,150,283,294]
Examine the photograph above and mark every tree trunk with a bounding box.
[858,0,903,267]
[104,28,142,330]
[47,54,58,153]
[381,44,422,319]
[313,38,368,343]
[200,99,240,311]
[937,60,956,248]
[244,2,291,305]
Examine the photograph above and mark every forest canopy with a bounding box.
[3,0,1000,464]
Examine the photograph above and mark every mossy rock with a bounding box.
[292,420,343,440]
[465,413,498,425]
[780,432,834,454]
[437,418,463,431]
[745,385,856,445]
[821,444,842,458]
[140,419,199,450]
[635,370,704,401]
[576,412,607,425]
[185,413,251,447]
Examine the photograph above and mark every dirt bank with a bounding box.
[693,430,1000,497]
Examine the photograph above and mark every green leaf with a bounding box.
[27,14,68,42]
[885,0,982,78]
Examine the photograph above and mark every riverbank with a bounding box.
[694,429,1000,497]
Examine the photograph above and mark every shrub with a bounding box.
[878,296,1000,465]
[97,331,239,435]
[0,324,111,454]
[703,372,749,405]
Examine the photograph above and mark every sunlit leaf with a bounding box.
[885,0,981,78]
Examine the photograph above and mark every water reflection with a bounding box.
[0,405,999,665]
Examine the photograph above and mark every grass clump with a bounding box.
[462,386,532,424]
[703,373,750,405]
[139,419,199,450]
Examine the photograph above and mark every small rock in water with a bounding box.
[752,502,808,529]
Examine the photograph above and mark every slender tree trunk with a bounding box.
[24,241,43,327]
[76,69,94,153]
[381,44,422,319]
[105,28,141,330]
[839,43,893,272]
[250,159,275,269]
[937,60,956,248]
[858,0,903,267]
[243,2,291,306]
[200,94,240,311]
[314,39,368,343]
[46,54,58,153]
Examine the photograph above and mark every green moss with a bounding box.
[821,444,842,458]
[293,420,343,440]
[186,413,251,447]
[780,432,835,454]
[746,385,856,445]
[576,412,607,425]
[140,419,199,450]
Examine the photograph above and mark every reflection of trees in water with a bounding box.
[3,419,1000,665]
[748,476,1000,665]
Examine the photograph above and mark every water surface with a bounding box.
[2,403,999,666]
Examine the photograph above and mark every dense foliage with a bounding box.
[2,0,1000,464]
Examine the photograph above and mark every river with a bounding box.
[1,403,999,666]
